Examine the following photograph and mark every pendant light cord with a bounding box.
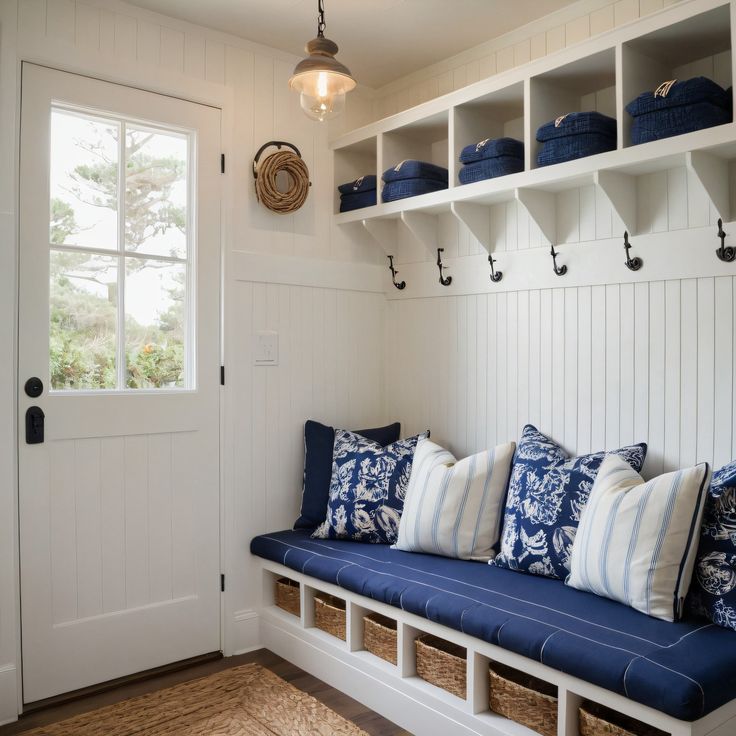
[317,0,326,37]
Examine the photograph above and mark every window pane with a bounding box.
[50,250,118,390]
[125,258,187,389]
[125,127,188,259]
[50,109,119,250]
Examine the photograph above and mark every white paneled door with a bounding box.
[18,64,222,703]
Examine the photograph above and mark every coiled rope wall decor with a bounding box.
[252,141,311,214]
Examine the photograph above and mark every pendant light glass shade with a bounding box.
[289,4,356,122]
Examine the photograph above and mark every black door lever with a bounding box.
[26,406,44,444]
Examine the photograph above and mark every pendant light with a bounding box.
[289,0,356,122]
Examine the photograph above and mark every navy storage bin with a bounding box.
[536,111,616,167]
[338,175,377,195]
[382,178,447,202]
[458,156,524,185]
[626,77,732,145]
[459,137,524,164]
[382,160,448,184]
[339,190,377,212]
[537,133,615,167]
[537,111,617,141]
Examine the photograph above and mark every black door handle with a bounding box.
[25,406,44,444]
[25,377,43,398]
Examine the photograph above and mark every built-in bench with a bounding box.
[252,529,736,736]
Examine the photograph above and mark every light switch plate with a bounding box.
[254,330,278,365]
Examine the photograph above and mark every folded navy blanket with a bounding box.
[626,76,731,118]
[537,133,616,167]
[382,160,448,184]
[339,190,377,212]
[459,156,524,184]
[382,178,447,202]
[459,137,524,164]
[337,175,377,195]
[537,111,617,142]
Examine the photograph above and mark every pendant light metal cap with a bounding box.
[289,36,357,94]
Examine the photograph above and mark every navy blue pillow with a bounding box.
[687,459,736,631]
[492,425,647,579]
[294,419,401,530]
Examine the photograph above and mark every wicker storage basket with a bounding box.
[415,634,467,699]
[579,702,668,736]
[489,663,558,736]
[274,578,300,617]
[363,613,397,665]
[314,593,347,641]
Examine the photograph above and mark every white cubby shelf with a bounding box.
[331,0,736,250]
[258,560,736,736]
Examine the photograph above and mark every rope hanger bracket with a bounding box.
[253,140,312,214]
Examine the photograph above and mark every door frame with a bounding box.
[2,35,236,719]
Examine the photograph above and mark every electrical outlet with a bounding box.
[254,330,278,365]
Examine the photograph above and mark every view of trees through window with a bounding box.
[49,110,190,390]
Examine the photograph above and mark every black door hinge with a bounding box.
[220,366,225,385]
[220,154,225,173]
[220,574,225,592]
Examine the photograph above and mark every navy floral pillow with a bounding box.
[687,460,736,631]
[312,429,426,544]
[492,425,647,579]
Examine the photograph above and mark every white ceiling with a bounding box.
[126,0,581,88]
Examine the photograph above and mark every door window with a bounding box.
[49,107,193,390]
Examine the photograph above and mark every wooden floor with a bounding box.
[0,649,411,735]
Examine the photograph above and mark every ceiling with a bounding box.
[127,0,580,88]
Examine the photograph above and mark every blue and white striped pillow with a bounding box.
[567,456,711,621]
[393,439,516,561]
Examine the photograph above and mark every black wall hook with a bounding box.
[550,244,567,276]
[437,248,452,286]
[488,254,503,282]
[717,219,736,262]
[623,231,642,271]
[387,255,406,290]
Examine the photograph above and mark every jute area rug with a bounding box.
[23,664,369,735]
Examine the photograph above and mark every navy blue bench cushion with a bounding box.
[251,529,736,722]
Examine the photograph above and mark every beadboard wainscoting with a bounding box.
[227,272,387,653]
[386,275,736,480]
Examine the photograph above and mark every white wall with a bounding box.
[0,0,384,722]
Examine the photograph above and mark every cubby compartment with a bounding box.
[489,662,558,736]
[314,592,347,641]
[579,700,669,736]
[333,137,378,214]
[274,577,300,617]
[380,111,449,201]
[622,4,732,148]
[528,47,617,168]
[414,633,466,699]
[452,82,525,186]
[363,612,398,665]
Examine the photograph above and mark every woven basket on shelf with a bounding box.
[579,702,669,736]
[489,663,558,736]
[363,613,397,665]
[415,634,466,699]
[274,578,300,617]
[314,593,347,641]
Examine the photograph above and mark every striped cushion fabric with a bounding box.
[393,439,515,561]
[567,456,711,621]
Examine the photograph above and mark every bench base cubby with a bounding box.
[257,559,736,736]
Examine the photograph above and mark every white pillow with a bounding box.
[567,455,711,621]
[394,438,516,561]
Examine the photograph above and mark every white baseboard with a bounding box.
[226,609,260,656]
[0,663,18,726]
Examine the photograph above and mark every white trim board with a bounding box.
[233,251,385,293]
[257,558,736,736]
